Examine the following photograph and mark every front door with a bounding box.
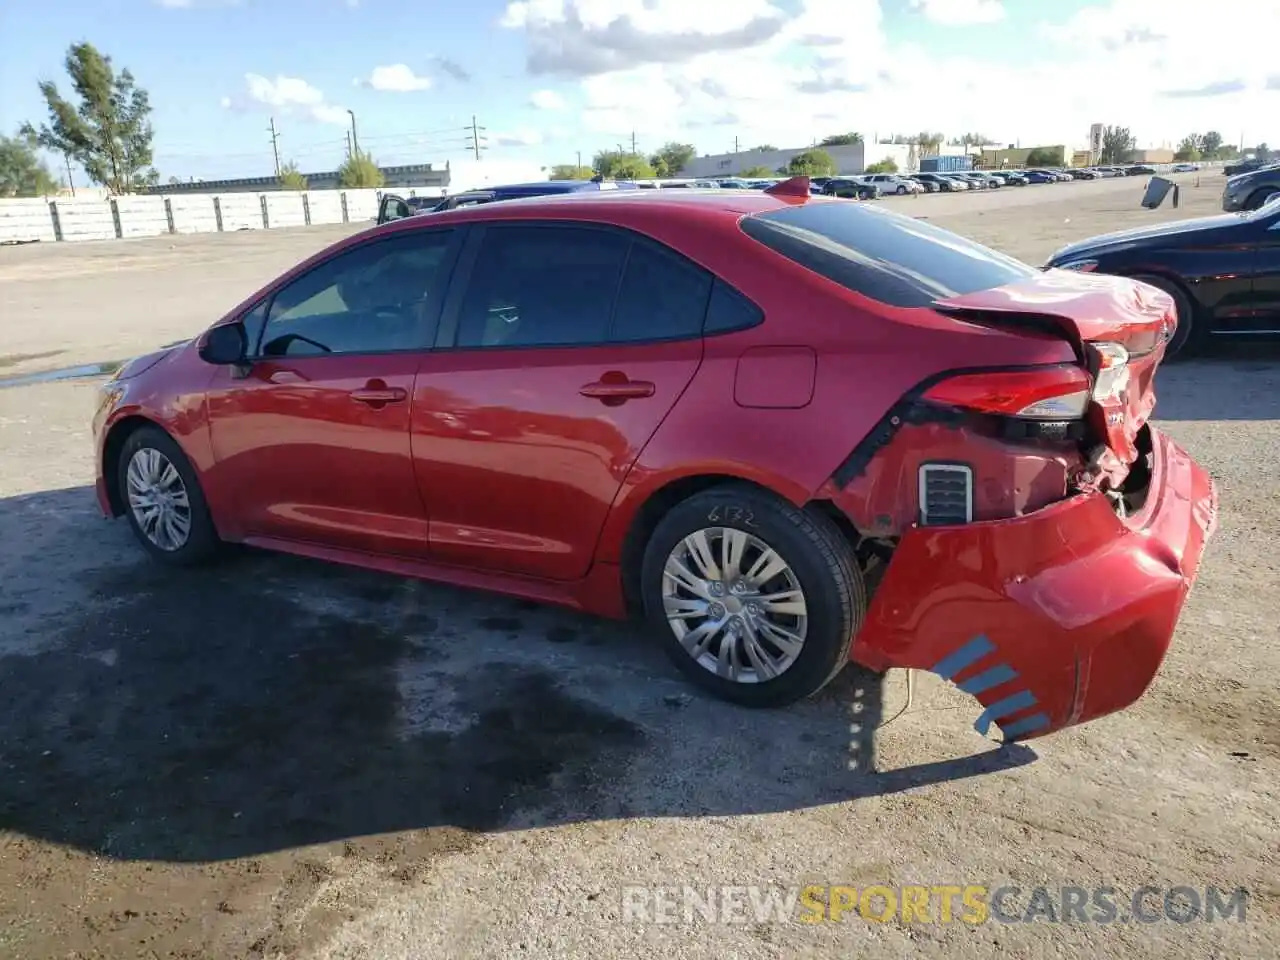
[1248,203,1280,327]
[411,222,714,581]
[206,227,461,557]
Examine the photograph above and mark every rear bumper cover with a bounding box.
[850,426,1217,741]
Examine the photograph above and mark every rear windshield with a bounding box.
[741,201,1037,307]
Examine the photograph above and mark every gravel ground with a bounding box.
[0,174,1276,959]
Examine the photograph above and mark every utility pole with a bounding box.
[267,117,282,178]
[734,136,739,153]
[576,150,582,171]
[630,130,637,154]
[466,115,487,160]
[347,109,360,158]
[63,153,75,197]
[345,131,352,159]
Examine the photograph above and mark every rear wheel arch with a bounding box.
[1246,187,1280,210]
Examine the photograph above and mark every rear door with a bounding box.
[410,222,712,581]
[1247,202,1280,326]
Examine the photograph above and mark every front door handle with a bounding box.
[579,378,655,404]
[350,382,407,406]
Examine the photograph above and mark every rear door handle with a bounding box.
[350,386,407,405]
[579,380,655,402]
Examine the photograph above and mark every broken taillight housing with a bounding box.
[921,365,1091,421]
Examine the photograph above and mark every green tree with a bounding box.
[865,156,899,174]
[787,149,836,177]
[648,141,695,177]
[914,132,944,158]
[820,132,863,147]
[0,130,60,197]
[279,161,307,190]
[959,132,989,150]
[1200,131,1224,159]
[736,165,774,177]
[750,144,777,152]
[1174,134,1202,162]
[550,164,593,180]
[1099,126,1135,165]
[1253,143,1272,162]
[593,150,654,179]
[1025,146,1065,167]
[337,150,385,188]
[21,42,157,194]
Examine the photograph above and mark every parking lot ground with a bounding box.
[1,175,1277,959]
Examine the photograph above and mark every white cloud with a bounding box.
[497,0,1279,156]
[218,95,232,108]
[361,64,433,92]
[492,128,544,147]
[243,73,348,125]
[530,89,566,110]
[908,0,1005,25]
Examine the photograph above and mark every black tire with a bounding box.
[640,484,867,708]
[1246,188,1280,211]
[896,184,907,195]
[1129,274,1203,361]
[116,424,221,566]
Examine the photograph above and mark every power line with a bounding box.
[465,116,487,161]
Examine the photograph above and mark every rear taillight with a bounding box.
[921,365,1091,420]
[1088,342,1130,401]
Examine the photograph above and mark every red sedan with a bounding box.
[91,177,1217,742]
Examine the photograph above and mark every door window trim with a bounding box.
[433,220,763,352]
[244,226,466,360]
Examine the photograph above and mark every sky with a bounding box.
[2,0,1278,183]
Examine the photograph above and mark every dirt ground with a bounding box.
[1,174,1276,959]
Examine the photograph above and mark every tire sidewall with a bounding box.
[117,425,219,565]
[640,487,860,707]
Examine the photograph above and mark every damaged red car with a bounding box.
[92,177,1217,742]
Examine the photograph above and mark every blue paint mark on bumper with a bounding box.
[930,635,994,680]
[929,634,1053,742]
[974,689,1038,737]
[956,663,1017,695]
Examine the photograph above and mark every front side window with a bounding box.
[257,230,455,357]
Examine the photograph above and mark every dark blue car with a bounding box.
[1022,170,1057,184]
[377,178,638,223]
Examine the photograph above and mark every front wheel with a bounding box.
[896,184,907,195]
[117,425,221,565]
[1247,188,1280,210]
[1130,274,1203,361]
[641,485,868,708]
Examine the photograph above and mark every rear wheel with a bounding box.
[117,425,220,566]
[1130,274,1203,360]
[896,184,908,195]
[640,485,867,708]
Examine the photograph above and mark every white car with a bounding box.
[862,174,924,195]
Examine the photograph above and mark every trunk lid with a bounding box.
[932,271,1175,483]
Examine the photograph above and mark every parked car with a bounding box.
[1044,192,1280,356]
[988,170,1029,186]
[862,174,923,195]
[823,177,881,200]
[1125,165,1156,176]
[1225,158,1266,176]
[1023,170,1058,184]
[93,177,1216,741]
[1065,168,1099,180]
[1171,163,1200,173]
[378,179,639,224]
[912,172,965,192]
[1220,164,1280,211]
[937,174,972,190]
[905,174,940,193]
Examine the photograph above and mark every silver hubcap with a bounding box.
[126,447,192,551]
[662,527,809,684]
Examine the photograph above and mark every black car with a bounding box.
[1221,164,1280,212]
[912,172,965,192]
[1043,197,1280,357]
[822,178,881,200]
[1225,158,1267,176]
[1125,165,1156,176]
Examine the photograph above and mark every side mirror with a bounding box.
[198,321,248,365]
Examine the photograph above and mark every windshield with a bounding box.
[740,200,1037,307]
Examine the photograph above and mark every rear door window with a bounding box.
[611,240,712,342]
[739,202,1037,307]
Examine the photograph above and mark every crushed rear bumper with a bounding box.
[850,426,1217,741]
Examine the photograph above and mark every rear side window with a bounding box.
[612,240,712,342]
[740,202,1036,308]
[705,280,763,334]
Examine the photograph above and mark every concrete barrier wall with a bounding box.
[264,193,307,228]
[215,194,265,231]
[0,199,56,244]
[305,191,344,224]
[343,189,379,221]
[113,196,169,238]
[52,199,118,241]
[167,196,219,234]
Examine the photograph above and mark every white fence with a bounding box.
[0,188,386,244]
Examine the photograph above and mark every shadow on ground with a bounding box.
[0,486,1034,864]
[1155,342,1280,421]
